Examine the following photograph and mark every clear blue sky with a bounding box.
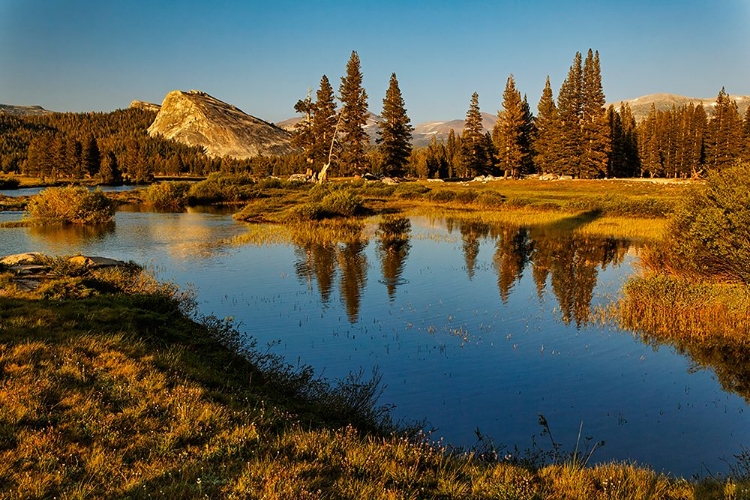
[1,0,748,125]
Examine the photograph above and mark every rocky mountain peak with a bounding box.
[129,100,161,113]
[147,90,296,159]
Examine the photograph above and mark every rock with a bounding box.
[381,177,399,185]
[288,173,311,182]
[148,90,298,159]
[0,252,43,266]
[67,256,127,268]
[129,100,161,113]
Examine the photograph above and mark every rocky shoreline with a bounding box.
[0,253,128,293]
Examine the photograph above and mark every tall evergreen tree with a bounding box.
[580,49,610,178]
[520,95,536,175]
[705,87,743,170]
[291,89,316,165]
[608,102,640,177]
[82,134,101,177]
[311,75,338,168]
[338,51,370,176]
[492,75,526,178]
[99,150,122,185]
[743,106,750,162]
[556,51,583,177]
[377,73,413,177]
[65,137,83,178]
[459,92,490,177]
[446,128,460,178]
[533,76,560,174]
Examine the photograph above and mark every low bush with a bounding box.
[476,190,506,207]
[394,183,430,199]
[426,189,456,202]
[26,186,115,224]
[187,174,261,205]
[288,203,325,221]
[357,183,397,197]
[454,189,478,204]
[144,181,191,210]
[320,190,364,217]
[0,177,20,189]
[661,162,750,283]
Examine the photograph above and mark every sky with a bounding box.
[1,0,749,125]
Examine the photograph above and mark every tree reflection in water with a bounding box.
[376,216,411,301]
[452,219,629,327]
[289,217,630,326]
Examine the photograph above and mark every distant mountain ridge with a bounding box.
[608,93,750,121]
[147,90,296,159]
[278,112,497,148]
[0,104,51,116]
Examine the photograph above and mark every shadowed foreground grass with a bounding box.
[0,260,747,498]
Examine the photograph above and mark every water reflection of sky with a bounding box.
[0,211,747,477]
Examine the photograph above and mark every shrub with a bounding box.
[476,190,506,207]
[454,190,478,204]
[0,177,20,189]
[26,186,115,224]
[320,190,364,217]
[288,203,325,221]
[187,174,261,205]
[426,189,456,203]
[662,162,750,283]
[357,183,396,197]
[394,183,430,199]
[257,177,283,189]
[144,182,191,210]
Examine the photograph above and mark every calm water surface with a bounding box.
[1,209,747,476]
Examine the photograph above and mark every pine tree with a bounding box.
[99,150,122,185]
[460,92,490,178]
[705,87,743,170]
[533,76,559,175]
[638,104,660,177]
[446,128,460,178]
[311,75,338,168]
[492,75,526,178]
[65,137,83,178]
[378,73,413,177]
[291,89,315,165]
[743,106,750,162]
[556,52,583,177]
[520,95,536,175]
[82,134,101,177]
[338,51,370,176]
[580,49,609,178]
[619,102,640,177]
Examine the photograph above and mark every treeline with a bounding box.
[0,109,307,183]
[410,53,750,180]
[3,47,749,182]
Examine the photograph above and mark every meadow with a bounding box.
[3,173,750,498]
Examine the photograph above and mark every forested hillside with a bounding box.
[0,108,304,183]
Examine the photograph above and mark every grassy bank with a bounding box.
[230,177,681,241]
[1,256,747,498]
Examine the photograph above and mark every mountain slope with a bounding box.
[0,104,51,116]
[608,93,750,121]
[148,90,296,159]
